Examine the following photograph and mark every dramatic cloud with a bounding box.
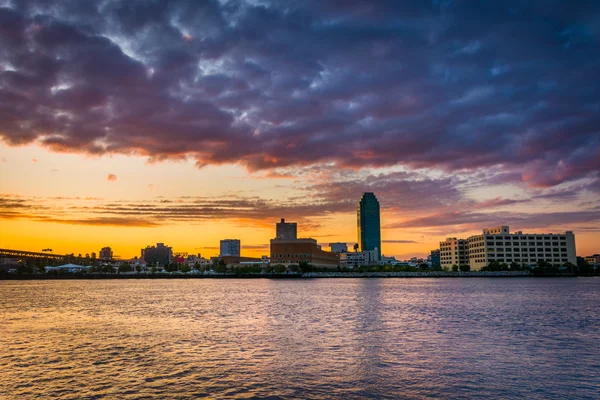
[0,0,598,188]
[107,173,117,182]
[394,210,600,231]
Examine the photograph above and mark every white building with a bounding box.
[340,249,379,268]
[45,264,90,273]
[220,239,241,257]
[441,226,577,271]
[467,226,576,270]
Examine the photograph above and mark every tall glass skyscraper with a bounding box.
[357,192,381,259]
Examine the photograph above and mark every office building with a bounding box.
[440,238,468,268]
[270,238,339,267]
[357,192,381,260]
[441,226,577,271]
[330,242,348,253]
[142,243,172,267]
[276,218,297,240]
[466,226,576,270]
[430,249,440,268]
[99,246,113,260]
[220,239,241,257]
[340,249,379,268]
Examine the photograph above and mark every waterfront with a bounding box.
[1,279,598,399]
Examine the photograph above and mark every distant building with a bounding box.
[380,255,399,265]
[441,226,577,271]
[440,238,468,269]
[330,242,348,253]
[220,255,265,267]
[142,243,172,267]
[430,249,441,268]
[357,192,381,260]
[340,249,379,268]
[185,255,209,267]
[45,264,90,273]
[584,254,600,265]
[99,247,113,260]
[276,218,297,240]
[270,238,339,268]
[220,239,241,257]
[466,226,576,270]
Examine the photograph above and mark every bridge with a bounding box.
[0,248,67,260]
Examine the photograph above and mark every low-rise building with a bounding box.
[341,249,379,268]
[330,242,348,253]
[220,255,265,266]
[584,254,600,265]
[466,226,576,270]
[440,238,468,269]
[270,238,339,268]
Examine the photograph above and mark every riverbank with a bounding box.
[0,271,565,280]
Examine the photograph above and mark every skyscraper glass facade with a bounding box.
[357,192,381,259]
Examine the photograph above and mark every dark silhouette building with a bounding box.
[276,218,297,240]
[99,246,113,260]
[142,243,172,267]
[357,193,381,260]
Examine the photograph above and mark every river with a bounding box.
[1,278,598,399]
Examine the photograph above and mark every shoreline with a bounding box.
[1,271,588,280]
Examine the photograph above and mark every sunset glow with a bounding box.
[1,1,599,260]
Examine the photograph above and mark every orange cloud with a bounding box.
[107,174,117,182]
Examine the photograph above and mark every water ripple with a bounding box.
[1,278,599,399]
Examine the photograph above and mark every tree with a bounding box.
[509,262,521,271]
[288,264,299,274]
[180,264,191,273]
[101,264,114,273]
[274,264,287,274]
[264,264,275,274]
[214,259,227,274]
[451,264,459,272]
[298,261,312,273]
[532,260,552,276]
[118,263,132,273]
[17,265,33,274]
[150,266,157,274]
[419,263,429,270]
[459,264,470,272]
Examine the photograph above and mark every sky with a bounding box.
[1,0,599,260]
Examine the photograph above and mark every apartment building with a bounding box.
[340,249,379,268]
[467,226,576,270]
[439,237,468,268]
[440,226,577,271]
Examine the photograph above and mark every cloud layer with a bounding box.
[1,0,599,188]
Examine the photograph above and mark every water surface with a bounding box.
[1,278,598,399]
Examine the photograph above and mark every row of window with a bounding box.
[444,258,570,265]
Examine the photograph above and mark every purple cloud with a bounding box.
[0,1,599,191]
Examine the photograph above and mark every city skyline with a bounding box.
[1,1,599,259]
